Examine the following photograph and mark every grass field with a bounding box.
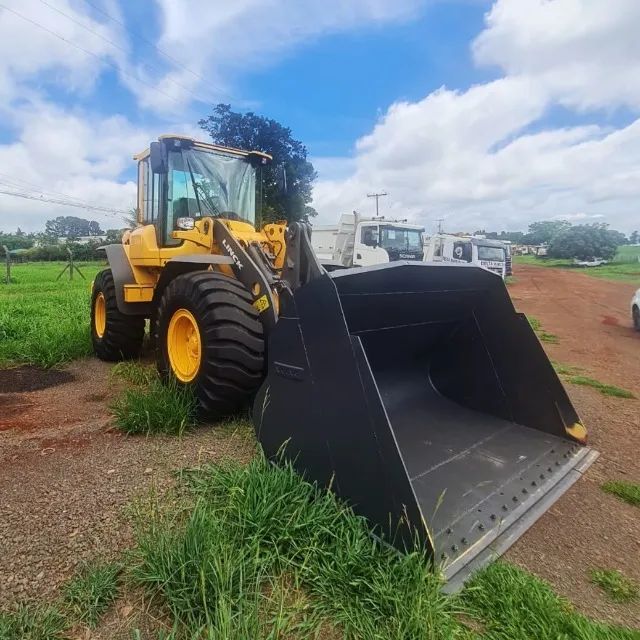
[0,261,104,367]
[2,262,640,638]
[515,245,640,282]
[4,454,636,639]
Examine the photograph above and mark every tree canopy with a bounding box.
[547,224,625,261]
[521,220,571,245]
[199,104,317,224]
[45,216,103,239]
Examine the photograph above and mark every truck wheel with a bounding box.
[633,306,640,332]
[155,271,265,418]
[91,269,145,361]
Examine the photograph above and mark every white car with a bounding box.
[632,288,640,331]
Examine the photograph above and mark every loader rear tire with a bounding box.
[155,271,265,418]
[91,269,145,361]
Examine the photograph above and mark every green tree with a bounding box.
[44,216,103,239]
[0,231,34,251]
[522,220,571,245]
[548,224,623,260]
[199,104,317,223]
[105,229,124,243]
[630,230,639,244]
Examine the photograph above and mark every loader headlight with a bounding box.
[176,217,195,230]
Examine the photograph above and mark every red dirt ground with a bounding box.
[0,263,638,631]
[505,264,640,628]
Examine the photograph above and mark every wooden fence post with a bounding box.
[2,245,9,284]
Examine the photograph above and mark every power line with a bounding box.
[0,188,130,216]
[36,0,221,107]
[79,0,235,102]
[0,172,130,214]
[0,173,102,207]
[0,2,196,110]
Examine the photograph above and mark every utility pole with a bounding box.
[367,191,388,217]
[435,218,445,234]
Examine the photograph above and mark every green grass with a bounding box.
[111,378,197,436]
[602,480,640,507]
[590,569,639,604]
[551,361,635,398]
[0,604,66,640]
[514,247,640,283]
[527,316,559,344]
[111,360,158,387]
[565,375,635,399]
[128,451,639,640]
[0,261,104,368]
[61,561,121,628]
[464,562,637,639]
[131,453,464,639]
[552,361,584,376]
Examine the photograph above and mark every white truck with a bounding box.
[311,213,425,268]
[423,233,507,278]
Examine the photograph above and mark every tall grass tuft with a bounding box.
[590,568,638,604]
[111,379,197,436]
[62,561,121,628]
[131,454,464,639]
[0,604,67,640]
[464,562,638,640]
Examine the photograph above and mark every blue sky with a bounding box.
[244,1,493,157]
[0,0,639,234]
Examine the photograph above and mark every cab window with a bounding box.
[361,225,378,247]
[139,159,160,225]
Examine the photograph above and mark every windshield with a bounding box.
[380,226,423,252]
[168,148,256,225]
[477,245,505,261]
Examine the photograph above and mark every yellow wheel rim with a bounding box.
[167,308,201,382]
[94,292,106,338]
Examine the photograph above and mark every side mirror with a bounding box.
[150,141,167,174]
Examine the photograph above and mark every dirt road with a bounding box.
[506,264,640,627]
[0,263,639,629]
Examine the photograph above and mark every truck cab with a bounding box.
[424,234,507,278]
[312,213,424,268]
[355,221,424,265]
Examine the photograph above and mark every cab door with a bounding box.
[353,223,388,266]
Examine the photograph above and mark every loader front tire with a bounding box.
[91,269,145,361]
[155,271,265,418]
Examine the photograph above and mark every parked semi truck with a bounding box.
[312,213,424,268]
[423,233,508,278]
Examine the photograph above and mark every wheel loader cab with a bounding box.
[133,135,269,253]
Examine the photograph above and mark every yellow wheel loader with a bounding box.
[92,134,597,587]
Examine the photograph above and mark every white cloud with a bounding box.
[0,100,150,232]
[0,0,122,103]
[312,0,640,233]
[473,0,640,110]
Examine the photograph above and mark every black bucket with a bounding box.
[254,262,597,587]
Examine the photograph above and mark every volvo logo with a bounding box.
[222,238,244,270]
